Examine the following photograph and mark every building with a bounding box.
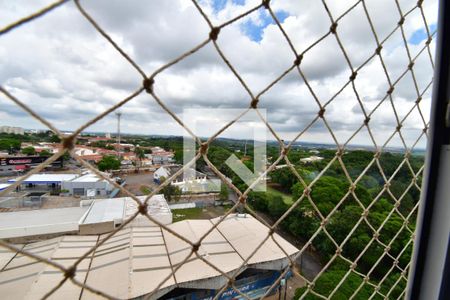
[87,136,112,143]
[0,183,11,192]
[7,171,112,197]
[74,146,97,156]
[61,172,114,196]
[0,125,24,135]
[154,165,217,193]
[0,155,64,175]
[0,195,172,239]
[78,154,103,164]
[0,213,298,299]
[300,155,324,164]
[151,147,175,165]
[8,173,79,191]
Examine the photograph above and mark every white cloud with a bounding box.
[0,0,438,149]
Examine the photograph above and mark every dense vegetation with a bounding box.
[0,131,60,153]
[179,141,423,298]
[248,149,423,299]
[1,131,423,297]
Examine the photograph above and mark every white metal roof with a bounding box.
[70,173,101,182]
[81,197,126,225]
[0,183,11,191]
[0,207,88,239]
[8,173,78,184]
[0,214,298,299]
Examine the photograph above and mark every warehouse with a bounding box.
[0,214,298,299]
[0,195,172,239]
[61,172,113,196]
[8,172,113,197]
[8,173,78,191]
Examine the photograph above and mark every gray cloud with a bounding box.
[0,0,437,148]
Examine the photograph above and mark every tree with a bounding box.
[294,270,375,300]
[0,138,21,153]
[270,167,298,192]
[97,155,121,171]
[49,134,61,143]
[219,183,229,201]
[39,150,51,157]
[22,146,36,155]
[134,147,145,172]
[248,192,269,212]
[267,195,288,219]
[160,177,181,202]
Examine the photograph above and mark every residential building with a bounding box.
[0,126,24,135]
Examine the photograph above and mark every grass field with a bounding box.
[171,207,204,222]
[267,186,293,205]
[171,206,231,222]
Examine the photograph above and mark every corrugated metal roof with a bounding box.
[0,214,298,299]
[8,174,78,184]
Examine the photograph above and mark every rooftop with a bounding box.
[8,173,78,184]
[0,214,298,299]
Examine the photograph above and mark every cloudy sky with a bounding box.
[0,0,438,148]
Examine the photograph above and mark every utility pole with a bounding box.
[244,140,247,157]
[116,111,122,152]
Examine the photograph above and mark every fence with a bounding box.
[0,0,436,299]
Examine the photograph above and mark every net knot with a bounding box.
[415,96,422,104]
[349,183,356,192]
[294,54,303,66]
[387,86,394,95]
[364,117,371,125]
[64,266,76,279]
[262,0,270,9]
[143,77,154,93]
[426,37,432,45]
[375,45,383,55]
[318,107,326,118]
[62,135,75,151]
[138,204,148,215]
[250,98,259,108]
[210,27,221,41]
[199,143,209,155]
[349,71,357,81]
[192,243,200,252]
[374,151,381,159]
[398,17,405,26]
[303,187,311,196]
[330,22,338,34]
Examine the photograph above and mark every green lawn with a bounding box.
[171,207,204,222]
[140,185,152,195]
[267,187,293,205]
